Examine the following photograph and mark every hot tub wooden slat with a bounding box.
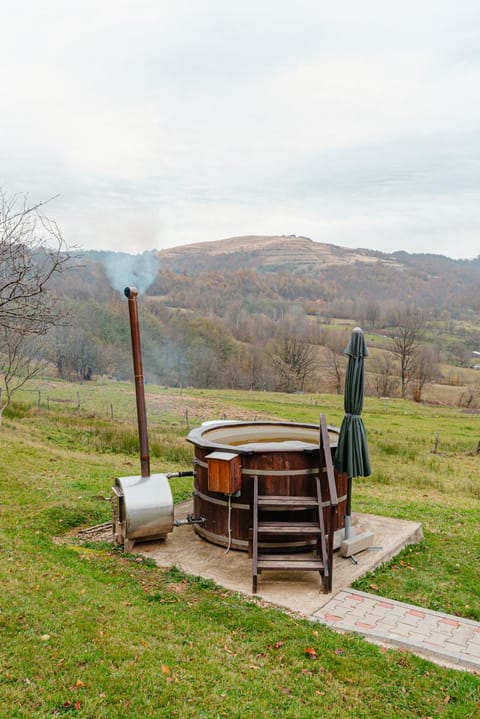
[258,495,319,509]
[188,421,346,551]
[257,521,322,535]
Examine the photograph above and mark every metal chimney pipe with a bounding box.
[124,286,150,478]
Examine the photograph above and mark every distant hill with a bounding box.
[150,235,480,317]
[158,235,403,274]
[46,236,480,392]
[69,235,480,317]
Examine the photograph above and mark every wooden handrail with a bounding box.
[320,414,338,508]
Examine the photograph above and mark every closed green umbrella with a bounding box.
[334,327,371,539]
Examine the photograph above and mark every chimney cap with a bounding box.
[124,286,138,298]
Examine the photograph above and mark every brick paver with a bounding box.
[312,589,480,673]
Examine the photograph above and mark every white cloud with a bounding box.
[1,0,480,258]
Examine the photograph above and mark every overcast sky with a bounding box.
[1,1,480,259]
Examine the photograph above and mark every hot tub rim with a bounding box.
[186,420,339,454]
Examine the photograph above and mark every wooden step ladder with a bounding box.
[250,414,338,594]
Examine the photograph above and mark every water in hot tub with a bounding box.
[229,439,318,451]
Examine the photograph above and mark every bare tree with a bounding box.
[270,333,317,393]
[0,191,69,332]
[321,330,347,394]
[458,385,478,409]
[0,329,45,427]
[410,345,437,402]
[363,300,382,329]
[0,191,69,423]
[53,324,104,382]
[243,345,270,391]
[389,309,424,399]
[371,352,398,398]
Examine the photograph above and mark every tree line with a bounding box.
[2,191,480,423]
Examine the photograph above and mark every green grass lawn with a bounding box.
[1,382,479,717]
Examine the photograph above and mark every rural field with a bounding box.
[1,380,479,718]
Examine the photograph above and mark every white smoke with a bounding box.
[102,250,159,294]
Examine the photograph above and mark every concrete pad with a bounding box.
[135,500,423,617]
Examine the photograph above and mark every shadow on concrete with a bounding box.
[136,500,423,617]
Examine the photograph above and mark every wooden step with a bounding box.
[257,521,321,536]
[257,553,324,571]
[257,495,319,509]
[251,414,336,595]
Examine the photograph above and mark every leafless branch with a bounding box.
[0,189,70,425]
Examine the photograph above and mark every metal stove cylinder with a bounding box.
[113,473,174,551]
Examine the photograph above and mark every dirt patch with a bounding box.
[55,522,114,546]
[146,392,276,425]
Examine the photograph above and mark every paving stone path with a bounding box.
[312,589,480,672]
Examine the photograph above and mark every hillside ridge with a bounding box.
[75,235,480,316]
[158,234,404,274]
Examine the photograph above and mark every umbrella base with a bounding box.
[339,530,375,558]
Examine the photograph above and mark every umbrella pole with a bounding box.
[344,476,353,539]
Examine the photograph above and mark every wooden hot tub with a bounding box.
[186,421,348,551]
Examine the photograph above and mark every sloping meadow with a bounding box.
[1,383,479,717]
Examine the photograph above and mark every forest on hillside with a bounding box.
[2,219,480,407]
[33,239,480,408]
